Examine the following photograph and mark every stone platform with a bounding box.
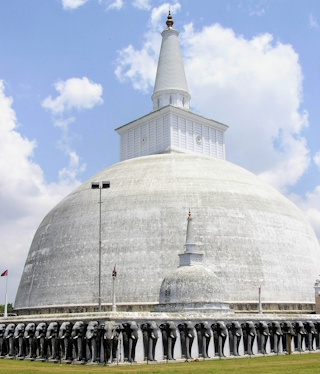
[2,310,319,323]
[1,311,320,365]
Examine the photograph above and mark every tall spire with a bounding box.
[179,211,203,266]
[152,12,191,110]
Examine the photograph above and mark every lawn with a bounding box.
[1,354,320,374]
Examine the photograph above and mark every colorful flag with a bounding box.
[1,270,8,277]
[112,264,117,277]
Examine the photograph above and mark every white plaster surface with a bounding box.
[136,329,144,362]
[175,329,182,359]
[253,337,258,354]
[15,152,320,309]
[158,266,224,305]
[2,311,320,324]
[191,328,198,358]
[224,336,231,356]
[117,105,227,162]
[208,336,215,357]
[155,327,163,360]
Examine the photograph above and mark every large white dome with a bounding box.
[15,152,320,312]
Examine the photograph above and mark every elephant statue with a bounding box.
[304,321,316,351]
[4,323,15,357]
[141,321,158,361]
[14,323,26,358]
[227,321,242,356]
[46,322,59,360]
[100,321,121,364]
[0,324,7,357]
[268,321,282,354]
[86,321,100,363]
[293,321,305,352]
[35,322,47,359]
[71,321,86,362]
[241,321,256,355]
[195,322,212,358]
[314,322,320,350]
[122,322,139,363]
[211,321,228,357]
[281,321,294,353]
[59,321,73,361]
[178,321,195,360]
[24,323,36,359]
[255,321,269,354]
[159,321,177,361]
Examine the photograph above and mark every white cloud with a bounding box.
[290,186,320,242]
[115,44,158,92]
[115,3,180,92]
[132,0,151,11]
[53,116,76,131]
[309,14,319,29]
[59,151,86,183]
[42,77,102,186]
[0,81,80,303]
[257,134,310,190]
[42,77,103,115]
[107,0,124,11]
[116,16,310,192]
[250,9,265,16]
[182,23,309,192]
[62,0,89,10]
[52,116,87,184]
[150,3,181,31]
[248,0,267,17]
[314,150,320,170]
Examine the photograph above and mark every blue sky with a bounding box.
[0,0,319,303]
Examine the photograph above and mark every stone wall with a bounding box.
[1,312,320,364]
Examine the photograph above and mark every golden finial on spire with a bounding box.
[166,10,174,28]
[188,209,191,220]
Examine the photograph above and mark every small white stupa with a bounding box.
[155,211,232,313]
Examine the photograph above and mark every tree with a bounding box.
[0,303,13,314]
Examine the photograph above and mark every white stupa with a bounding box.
[14,12,320,314]
[155,210,231,313]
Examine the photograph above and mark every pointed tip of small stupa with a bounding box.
[186,209,195,245]
[166,10,174,28]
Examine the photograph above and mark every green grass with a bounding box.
[1,353,320,374]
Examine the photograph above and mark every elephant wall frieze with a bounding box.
[0,318,319,363]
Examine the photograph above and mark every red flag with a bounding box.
[259,286,261,294]
[1,270,8,277]
[112,264,117,277]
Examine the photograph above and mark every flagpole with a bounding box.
[258,285,262,314]
[112,276,116,312]
[112,265,117,312]
[4,273,8,318]
[99,186,102,313]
